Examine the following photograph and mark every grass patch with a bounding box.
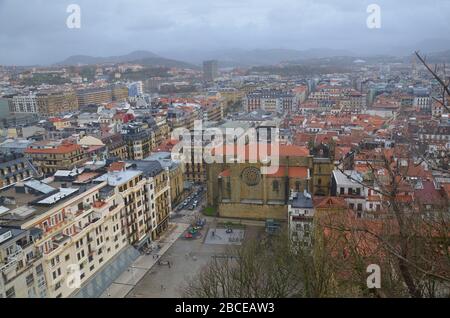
[202,206,216,216]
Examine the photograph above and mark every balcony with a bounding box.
[109,204,119,212]
[53,233,71,246]
[0,247,23,275]
[92,200,106,209]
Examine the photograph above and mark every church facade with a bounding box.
[206,144,334,220]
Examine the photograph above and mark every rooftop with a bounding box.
[289,191,313,209]
[0,177,99,226]
[25,141,81,154]
[94,170,142,186]
[332,170,363,187]
[127,160,164,178]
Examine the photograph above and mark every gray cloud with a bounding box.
[0,0,449,65]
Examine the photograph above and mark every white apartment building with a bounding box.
[95,170,148,246]
[0,227,48,298]
[9,93,38,114]
[288,191,314,245]
[414,96,431,111]
[331,170,367,217]
[0,160,172,298]
[20,181,129,298]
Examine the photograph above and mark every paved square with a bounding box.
[204,228,245,245]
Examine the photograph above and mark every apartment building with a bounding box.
[25,141,87,175]
[0,158,170,298]
[0,227,47,298]
[95,168,148,246]
[202,103,223,122]
[76,87,113,108]
[128,82,143,97]
[243,89,294,113]
[414,96,431,111]
[101,133,128,160]
[36,91,79,116]
[126,161,171,240]
[167,106,202,131]
[0,139,34,155]
[6,90,79,116]
[6,93,39,114]
[203,60,218,82]
[146,152,185,206]
[111,85,129,102]
[331,170,368,216]
[183,138,208,183]
[121,123,155,160]
[153,117,170,147]
[288,191,314,245]
[0,177,121,298]
[0,156,41,189]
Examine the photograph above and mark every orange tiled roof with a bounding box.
[267,166,308,178]
[315,196,347,209]
[25,143,81,154]
[108,161,126,172]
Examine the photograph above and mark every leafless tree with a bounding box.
[414,51,449,114]
[335,147,450,297]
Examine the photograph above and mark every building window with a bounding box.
[303,224,310,235]
[6,287,15,298]
[36,264,43,275]
[272,180,279,192]
[26,274,34,286]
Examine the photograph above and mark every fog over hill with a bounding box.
[1,0,450,65]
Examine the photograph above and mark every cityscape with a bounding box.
[0,0,449,305]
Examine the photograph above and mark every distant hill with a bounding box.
[54,50,197,69]
[50,47,450,70]
[160,48,356,67]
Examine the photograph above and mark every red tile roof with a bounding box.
[267,166,308,178]
[108,161,126,172]
[315,196,347,209]
[25,143,81,154]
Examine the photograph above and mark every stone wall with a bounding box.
[218,202,287,220]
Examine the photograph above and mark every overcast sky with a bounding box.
[0,0,449,65]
